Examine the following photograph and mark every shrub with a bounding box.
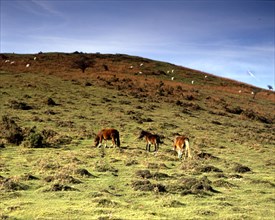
[0,116,24,145]
[242,109,272,124]
[47,98,58,106]
[225,105,243,114]
[28,133,44,148]
[0,176,29,191]
[135,170,152,179]
[233,164,251,173]
[9,100,32,110]
[72,56,95,73]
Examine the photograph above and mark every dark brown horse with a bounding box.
[94,128,120,148]
[138,130,162,152]
[173,136,192,159]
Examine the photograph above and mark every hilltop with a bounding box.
[1,52,274,121]
[0,52,274,219]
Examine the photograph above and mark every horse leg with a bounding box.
[97,137,102,148]
[187,146,192,159]
[104,139,108,148]
[185,139,192,159]
[155,142,159,152]
[111,137,115,148]
[184,146,188,160]
[146,143,151,152]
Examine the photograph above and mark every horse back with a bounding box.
[174,136,188,148]
[145,134,158,144]
[100,128,119,139]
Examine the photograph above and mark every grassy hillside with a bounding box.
[0,53,274,219]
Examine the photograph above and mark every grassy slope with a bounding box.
[0,53,274,219]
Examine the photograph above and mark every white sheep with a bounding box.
[34,57,37,61]
[140,63,143,67]
[171,77,174,80]
[10,61,15,64]
[191,80,194,84]
[130,66,133,69]
[5,60,10,63]
[171,69,174,73]
[26,64,30,68]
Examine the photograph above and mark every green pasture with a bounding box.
[0,71,274,219]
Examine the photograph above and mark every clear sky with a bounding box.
[1,0,274,89]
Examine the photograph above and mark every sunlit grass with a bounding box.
[0,67,274,219]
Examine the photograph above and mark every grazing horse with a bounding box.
[138,130,162,152]
[173,136,192,159]
[94,128,120,148]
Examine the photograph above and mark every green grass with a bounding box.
[0,71,274,219]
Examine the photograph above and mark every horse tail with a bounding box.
[184,139,192,159]
[116,132,121,147]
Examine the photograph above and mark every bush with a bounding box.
[0,116,24,145]
[233,164,251,173]
[28,133,44,148]
[72,56,95,73]
[47,98,58,106]
[242,109,272,124]
[9,100,32,110]
[225,105,243,114]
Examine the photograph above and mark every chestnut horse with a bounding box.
[138,130,162,152]
[94,128,120,148]
[173,136,192,159]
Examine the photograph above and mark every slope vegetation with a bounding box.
[0,53,274,219]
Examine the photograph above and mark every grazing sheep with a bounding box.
[5,60,10,63]
[140,63,143,67]
[191,80,194,84]
[34,57,37,60]
[171,77,174,80]
[26,64,30,68]
[10,61,15,64]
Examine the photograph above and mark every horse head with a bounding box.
[177,148,184,159]
[174,144,184,159]
[138,130,147,139]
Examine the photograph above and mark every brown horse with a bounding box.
[94,128,120,148]
[173,136,192,159]
[138,130,162,152]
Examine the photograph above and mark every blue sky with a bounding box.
[1,0,274,89]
